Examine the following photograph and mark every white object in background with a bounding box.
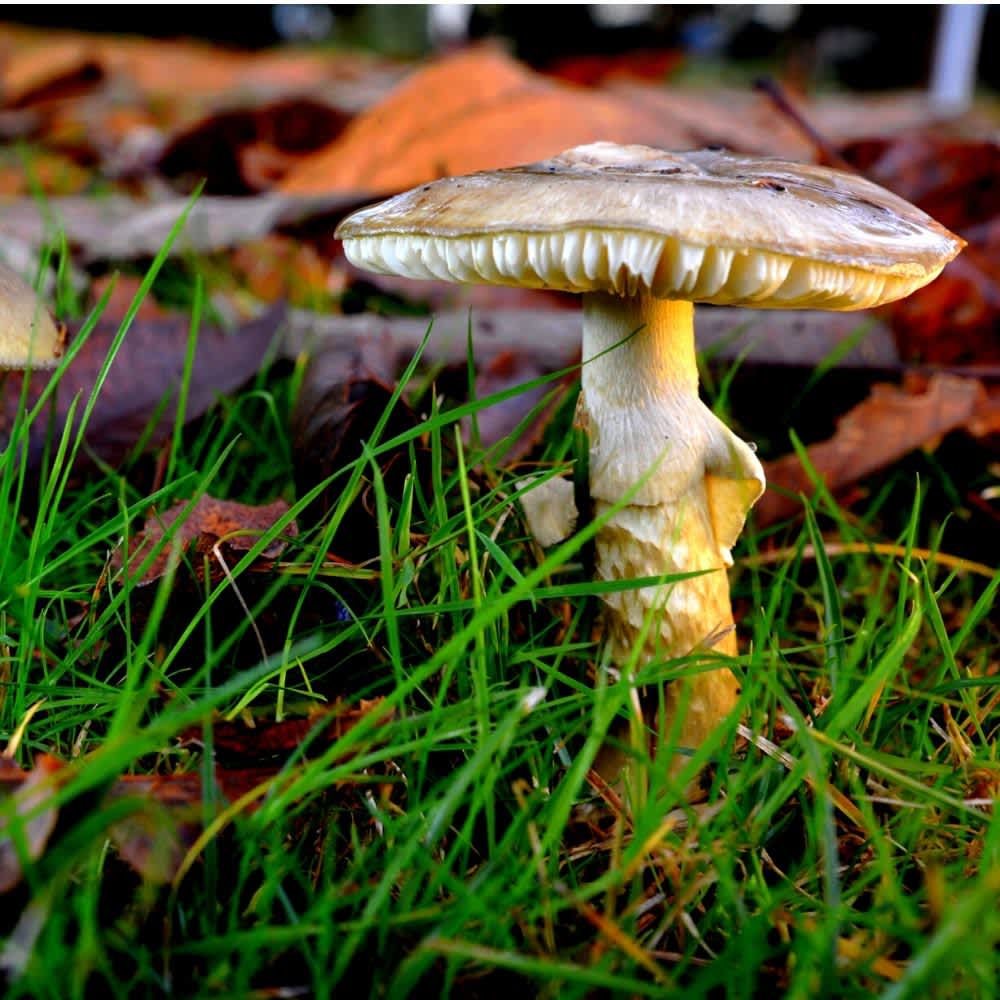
[929,4,987,116]
[428,4,473,48]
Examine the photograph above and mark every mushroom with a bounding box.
[0,261,64,369]
[335,142,963,757]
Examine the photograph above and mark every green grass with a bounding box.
[1,263,998,999]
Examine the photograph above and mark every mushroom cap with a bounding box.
[337,142,964,310]
[0,262,63,368]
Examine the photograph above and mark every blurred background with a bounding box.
[0,4,997,480]
[2,4,996,94]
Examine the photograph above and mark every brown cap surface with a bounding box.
[0,262,63,368]
[337,142,964,310]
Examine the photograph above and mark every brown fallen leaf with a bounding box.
[757,374,986,526]
[0,25,401,186]
[279,46,692,195]
[0,148,91,197]
[157,97,352,195]
[968,386,1000,440]
[279,48,900,198]
[101,39,394,110]
[839,134,1000,366]
[0,25,400,112]
[292,355,426,560]
[754,92,998,369]
[109,703,391,883]
[177,698,389,762]
[0,36,102,109]
[544,49,682,87]
[842,135,1000,233]
[0,304,285,480]
[230,235,335,305]
[883,246,1000,367]
[0,699,392,888]
[112,495,297,588]
[86,273,169,323]
[0,755,62,894]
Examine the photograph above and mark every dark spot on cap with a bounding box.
[857,197,891,214]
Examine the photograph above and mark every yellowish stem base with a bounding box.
[595,487,741,757]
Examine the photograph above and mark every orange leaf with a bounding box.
[280,47,689,195]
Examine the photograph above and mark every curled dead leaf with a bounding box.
[0,756,63,894]
[111,495,297,588]
[757,373,986,526]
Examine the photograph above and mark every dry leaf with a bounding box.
[0,37,101,109]
[157,97,352,195]
[279,46,690,195]
[86,273,169,323]
[278,47,882,197]
[757,374,986,526]
[840,134,1000,366]
[0,305,284,479]
[0,149,90,197]
[0,756,62,893]
[230,235,334,305]
[544,49,681,87]
[112,496,297,587]
[0,700,392,887]
[177,698,390,761]
[1,26,399,110]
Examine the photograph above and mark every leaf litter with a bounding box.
[0,699,391,891]
[0,302,286,480]
[111,495,297,587]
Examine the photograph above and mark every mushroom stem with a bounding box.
[580,291,765,755]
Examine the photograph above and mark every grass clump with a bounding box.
[0,262,998,999]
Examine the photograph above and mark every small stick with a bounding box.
[753,77,855,172]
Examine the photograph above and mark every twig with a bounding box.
[754,77,855,171]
